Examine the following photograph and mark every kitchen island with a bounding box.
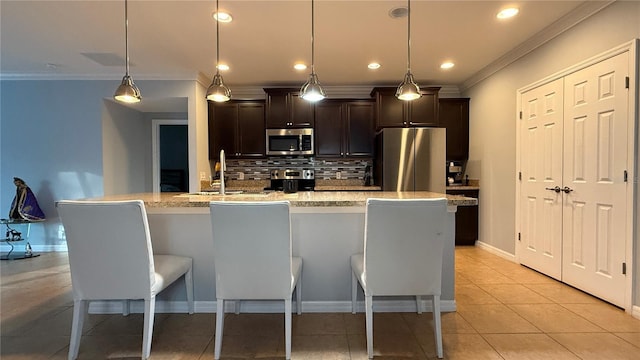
[86,191,476,314]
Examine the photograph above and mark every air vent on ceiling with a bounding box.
[389,6,408,19]
[81,52,128,67]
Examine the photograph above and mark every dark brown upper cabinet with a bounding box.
[208,100,265,159]
[264,88,314,128]
[315,100,374,158]
[370,87,440,129]
[439,98,470,161]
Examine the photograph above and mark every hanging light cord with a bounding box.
[215,0,221,75]
[310,0,316,75]
[124,0,130,76]
[406,0,411,74]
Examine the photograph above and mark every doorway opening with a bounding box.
[152,119,188,192]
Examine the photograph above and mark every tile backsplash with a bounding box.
[221,157,372,180]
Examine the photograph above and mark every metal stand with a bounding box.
[1,219,42,260]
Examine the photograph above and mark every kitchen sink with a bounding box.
[177,190,270,197]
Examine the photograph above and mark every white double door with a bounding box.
[518,52,629,307]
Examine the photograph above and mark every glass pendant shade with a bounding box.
[206,73,231,102]
[114,75,141,103]
[396,72,421,101]
[300,73,326,102]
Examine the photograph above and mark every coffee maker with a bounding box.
[446,161,463,186]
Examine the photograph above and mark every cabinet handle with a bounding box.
[409,121,413,125]
[340,152,344,156]
[346,152,350,155]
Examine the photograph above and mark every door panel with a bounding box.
[238,103,266,157]
[345,102,374,156]
[209,102,237,159]
[315,102,344,157]
[519,78,564,280]
[562,52,628,307]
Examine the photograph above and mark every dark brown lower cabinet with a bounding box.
[446,189,479,246]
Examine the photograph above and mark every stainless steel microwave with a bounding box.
[266,128,314,156]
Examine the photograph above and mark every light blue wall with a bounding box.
[102,100,149,196]
[0,79,194,250]
[1,81,114,249]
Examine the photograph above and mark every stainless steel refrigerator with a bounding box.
[374,127,446,193]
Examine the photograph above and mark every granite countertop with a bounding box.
[90,191,478,208]
[446,185,480,191]
[314,185,382,191]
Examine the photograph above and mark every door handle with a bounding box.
[562,186,574,194]
[545,186,561,193]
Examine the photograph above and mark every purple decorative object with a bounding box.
[9,177,45,221]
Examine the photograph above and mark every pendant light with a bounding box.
[396,0,421,101]
[206,0,231,102]
[114,0,141,103]
[299,0,326,102]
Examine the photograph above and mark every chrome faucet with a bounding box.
[219,149,226,195]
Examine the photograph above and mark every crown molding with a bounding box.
[0,70,461,99]
[204,84,461,100]
[0,72,199,81]
[460,0,615,92]
[196,72,211,87]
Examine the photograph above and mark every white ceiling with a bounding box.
[1,1,612,91]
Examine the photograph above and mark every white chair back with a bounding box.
[210,201,292,299]
[57,200,155,300]
[363,198,447,296]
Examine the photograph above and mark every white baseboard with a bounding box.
[475,241,516,263]
[0,244,68,252]
[89,299,457,314]
[33,244,68,252]
[632,306,640,320]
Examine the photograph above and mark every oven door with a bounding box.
[267,134,301,155]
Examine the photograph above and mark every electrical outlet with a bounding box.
[200,172,207,180]
[336,171,342,179]
[238,172,245,180]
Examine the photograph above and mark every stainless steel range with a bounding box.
[267,169,315,193]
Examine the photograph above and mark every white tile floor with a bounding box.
[2,247,640,359]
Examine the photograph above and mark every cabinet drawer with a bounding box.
[446,189,478,198]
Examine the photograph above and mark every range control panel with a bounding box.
[270,169,314,180]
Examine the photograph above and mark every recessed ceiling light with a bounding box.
[497,7,519,19]
[368,63,381,70]
[213,11,233,23]
[440,62,455,69]
[294,63,307,71]
[217,64,229,71]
